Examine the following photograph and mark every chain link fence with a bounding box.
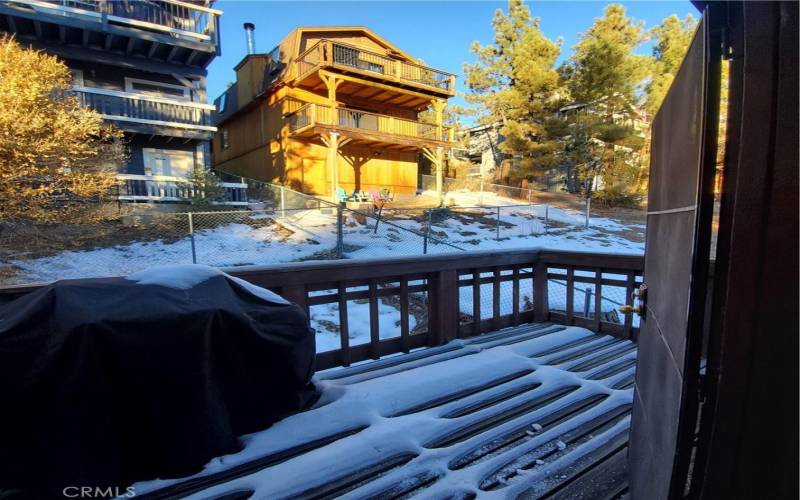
[1,180,639,331]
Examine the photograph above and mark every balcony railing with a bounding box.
[287,103,452,143]
[296,40,455,94]
[73,86,216,132]
[0,249,644,370]
[118,174,248,205]
[16,0,220,46]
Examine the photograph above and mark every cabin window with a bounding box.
[221,129,230,150]
[124,77,191,101]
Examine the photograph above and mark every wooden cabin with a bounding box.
[212,26,456,198]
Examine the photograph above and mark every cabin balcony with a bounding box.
[294,40,455,110]
[117,173,248,205]
[0,0,220,68]
[286,102,452,151]
[74,86,216,139]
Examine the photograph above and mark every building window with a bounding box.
[218,93,227,113]
[221,129,230,149]
[124,77,191,100]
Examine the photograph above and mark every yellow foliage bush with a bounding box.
[0,36,125,223]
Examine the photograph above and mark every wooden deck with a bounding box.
[134,323,636,499]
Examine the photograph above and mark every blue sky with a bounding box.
[208,0,696,110]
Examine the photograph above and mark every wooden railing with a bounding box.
[0,249,643,370]
[295,40,455,94]
[118,174,247,205]
[232,249,643,369]
[20,0,220,46]
[287,102,452,142]
[74,87,216,132]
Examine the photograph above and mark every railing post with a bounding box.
[280,185,286,218]
[429,269,458,345]
[533,259,549,322]
[336,202,344,258]
[187,212,197,264]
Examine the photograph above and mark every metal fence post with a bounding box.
[423,210,433,254]
[336,203,344,258]
[583,286,592,317]
[585,197,591,229]
[545,204,549,234]
[496,206,501,241]
[280,185,286,219]
[187,212,197,264]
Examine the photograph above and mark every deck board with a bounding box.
[135,324,636,500]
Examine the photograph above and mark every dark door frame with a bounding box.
[684,1,799,498]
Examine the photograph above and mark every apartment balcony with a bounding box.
[294,40,455,110]
[74,86,216,139]
[0,0,220,68]
[118,174,248,205]
[287,102,452,151]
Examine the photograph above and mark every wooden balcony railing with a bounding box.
[0,249,643,371]
[295,40,455,94]
[287,102,452,143]
[118,174,247,205]
[73,87,216,132]
[231,249,644,370]
[17,0,220,46]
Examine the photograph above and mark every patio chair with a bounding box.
[368,189,384,203]
[380,188,393,201]
[335,187,349,203]
[352,190,370,203]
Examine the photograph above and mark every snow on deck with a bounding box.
[133,324,636,499]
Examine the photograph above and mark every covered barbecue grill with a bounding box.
[0,265,318,494]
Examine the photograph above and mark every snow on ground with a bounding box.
[5,191,644,353]
[131,325,635,499]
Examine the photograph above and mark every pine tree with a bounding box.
[179,166,225,208]
[463,0,564,183]
[0,36,125,223]
[645,14,698,117]
[557,4,649,205]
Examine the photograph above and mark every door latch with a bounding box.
[619,284,647,317]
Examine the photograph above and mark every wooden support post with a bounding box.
[338,283,351,366]
[368,279,380,359]
[432,99,446,203]
[533,260,549,322]
[327,131,339,197]
[435,146,444,205]
[321,72,344,197]
[512,267,520,326]
[281,284,308,319]
[432,269,459,345]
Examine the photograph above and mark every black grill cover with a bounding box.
[0,269,318,493]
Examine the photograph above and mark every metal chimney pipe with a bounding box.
[243,22,256,54]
